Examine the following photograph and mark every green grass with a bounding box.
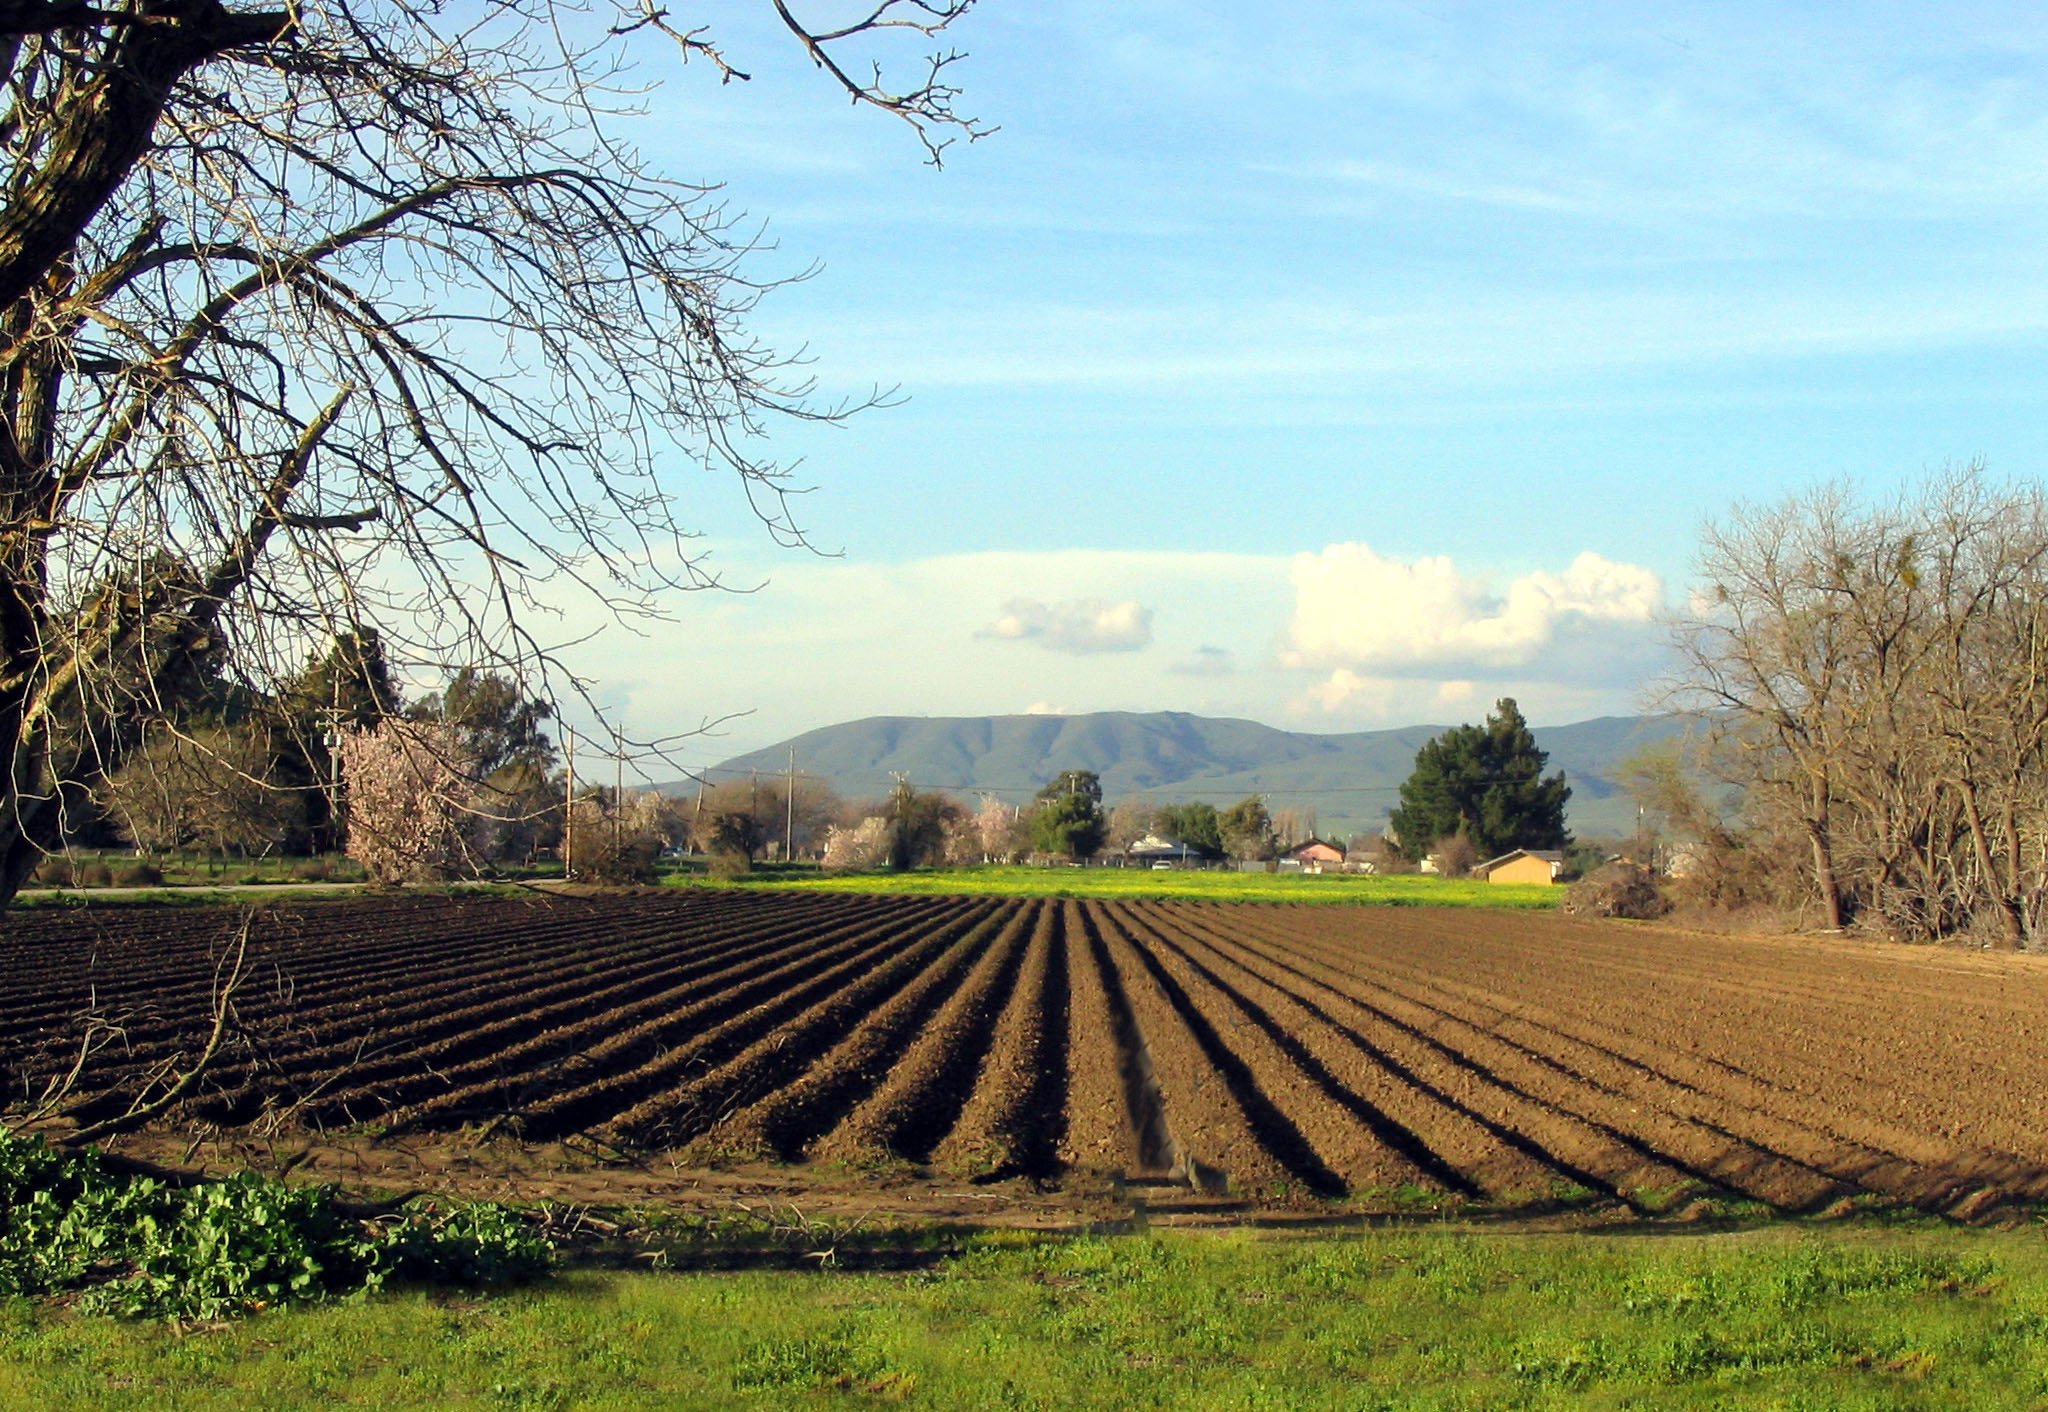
[6,1222,2047,1409]
[721,864,1560,909]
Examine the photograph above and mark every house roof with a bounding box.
[1476,848,1567,874]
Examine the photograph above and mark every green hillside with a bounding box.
[674,711,1686,843]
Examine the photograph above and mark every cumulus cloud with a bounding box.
[1303,669,1394,714]
[981,597,1155,654]
[1283,543,1663,675]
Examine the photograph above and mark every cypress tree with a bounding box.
[1389,698,1571,861]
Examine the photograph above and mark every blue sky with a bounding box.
[551,3,2048,776]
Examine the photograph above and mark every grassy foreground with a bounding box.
[7,1221,2048,1409]
[742,864,1560,909]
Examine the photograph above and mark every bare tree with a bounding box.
[103,721,307,855]
[1668,467,2048,944]
[1103,797,1156,853]
[0,1,988,905]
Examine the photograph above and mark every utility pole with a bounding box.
[563,726,575,879]
[324,673,343,856]
[785,746,796,864]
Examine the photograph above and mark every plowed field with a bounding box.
[5,891,2045,1219]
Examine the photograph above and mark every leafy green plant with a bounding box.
[0,1129,551,1319]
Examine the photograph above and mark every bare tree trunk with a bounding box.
[1805,772,1844,930]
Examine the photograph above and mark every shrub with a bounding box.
[112,862,163,888]
[292,856,333,881]
[1430,834,1481,879]
[707,849,752,880]
[1561,863,1669,920]
[0,1128,551,1319]
[564,791,670,884]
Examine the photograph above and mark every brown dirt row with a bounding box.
[1271,908,2048,1203]
[811,898,1047,1166]
[931,898,1070,1180]
[594,900,1008,1149]
[1079,902,1296,1195]
[6,894,602,1013]
[1108,903,1388,1198]
[3,893,730,1080]
[1126,901,1488,1197]
[8,893,2048,1225]
[1187,906,1714,1206]
[15,894,897,1129]
[395,898,985,1137]
[221,904,854,1129]
[1144,906,1568,1201]
[1224,905,2048,1214]
[690,901,1028,1162]
[276,894,920,1127]
[1283,917,2046,1213]
[1055,899,1141,1174]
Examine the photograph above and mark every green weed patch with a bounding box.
[0,1130,549,1320]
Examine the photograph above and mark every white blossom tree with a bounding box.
[822,815,889,871]
[336,720,480,883]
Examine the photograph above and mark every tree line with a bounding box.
[29,664,1585,887]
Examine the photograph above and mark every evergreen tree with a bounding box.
[277,631,407,853]
[885,776,958,871]
[1155,802,1225,858]
[1389,698,1571,861]
[1219,796,1276,861]
[416,669,557,780]
[1030,770,1107,860]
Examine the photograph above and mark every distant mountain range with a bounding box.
[671,710,1688,843]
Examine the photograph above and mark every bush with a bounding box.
[0,1128,551,1319]
[707,849,751,880]
[1561,863,1669,920]
[112,861,163,888]
[1430,835,1481,879]
[292,856,333,881]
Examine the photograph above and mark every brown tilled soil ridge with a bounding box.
[7,893,2048,1224]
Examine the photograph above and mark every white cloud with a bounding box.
[1024,701,1067,716]
[981,597,1155,654]
[1303,669,1395,715]
[1283,543,1663,675]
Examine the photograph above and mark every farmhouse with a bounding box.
[1128,833,1201,866]
[1284,839,1345,868]
[1476,848,1568,885]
